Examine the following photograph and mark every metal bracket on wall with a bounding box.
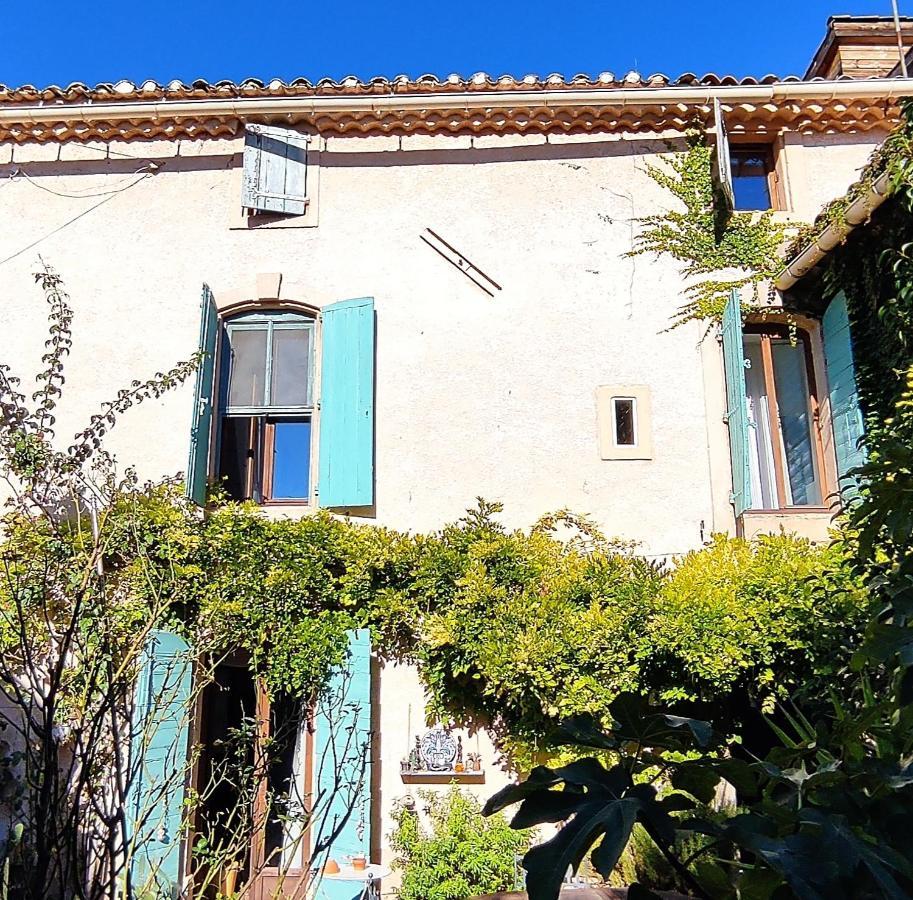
[420,228,503,297]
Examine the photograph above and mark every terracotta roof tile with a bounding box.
[0,72,824,104]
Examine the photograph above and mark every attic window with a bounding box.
[242,125,310,216]
[730,147,775,211]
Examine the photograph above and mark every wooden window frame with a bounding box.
[743,323,831,512]
[249,683,316,888]
[218,312,315,505]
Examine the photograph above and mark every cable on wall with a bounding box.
[0,166,159,268]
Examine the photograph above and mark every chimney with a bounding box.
[805,15,913,79]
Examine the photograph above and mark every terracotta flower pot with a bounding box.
[324,858,340,875]
[352,855,368,871]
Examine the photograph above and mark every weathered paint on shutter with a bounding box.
[722,289,751,517]
[126,630,193,898]
[185,285,218,506]
[822,291,867,500]
[317,298,375,508]
[242,125,309,215]
[314,629,372,899]
[713,98,734,210]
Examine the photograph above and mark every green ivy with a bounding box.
[50,490,869,768]
[626,131,786,326]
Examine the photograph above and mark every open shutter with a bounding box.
[712,98,734,212]
[822,291,866,501]
[314,629,372,898]
[318,298,375,508]
[186,285,218,506]
[722,289,751,517]
[242,125,309,215]
[126,630,193,897]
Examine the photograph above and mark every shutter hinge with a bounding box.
[728,491,737,505]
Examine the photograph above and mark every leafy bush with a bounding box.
[389,787,528,900]
[411,514,867,762]
[615,822,724,894]
[66,490,870,766]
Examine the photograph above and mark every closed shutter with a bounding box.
[185,285,218,506]
[822,291,866,501]
[317,298,375,508]
[242,125,309,216]
[722,289,751,517]
[314,629,372,898]
[126,630,194,898]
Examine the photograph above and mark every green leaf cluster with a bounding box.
[3,488,867,766]
[410,515,867,764]
[389,787,529,900]
[626,131,786,326]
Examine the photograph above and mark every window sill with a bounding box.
[743,506,833,514]
[739,508,835,542]
[400,771,485,784]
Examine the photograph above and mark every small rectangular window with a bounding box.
[730,147,774,211]
[596,385,652,460]
[613,398,636,446]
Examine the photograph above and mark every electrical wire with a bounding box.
[9,163,157,199]
[0,168,156,268]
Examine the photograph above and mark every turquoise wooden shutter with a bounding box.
[722,289,751,516]
[242,125,309,215]
[318,298,375,508]
[822,291,867,501]
[126,630,193,898]
[314,629,372,900]
[185,285,218,506]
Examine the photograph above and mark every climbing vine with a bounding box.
[784,99,913,262]
[78,486,870,769]
[626,130,786,326]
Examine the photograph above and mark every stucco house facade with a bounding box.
[0,14,909,899]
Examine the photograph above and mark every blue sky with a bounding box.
[2,0,903,87]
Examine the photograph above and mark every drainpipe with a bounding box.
[774,169,893,290]
[1,77,913,126]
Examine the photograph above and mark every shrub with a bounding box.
[389,787,529,900]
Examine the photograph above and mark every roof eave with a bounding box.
[774,169,893,291]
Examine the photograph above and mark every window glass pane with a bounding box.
[613,399,636,446]
[771,340,821,505]
[219,417,259,502]
[731,150,772,211]
[227,328,268,408]
[744,337,778,509]
[271,420,311,500]
[264,695,308,870]
[271,327,311,408]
